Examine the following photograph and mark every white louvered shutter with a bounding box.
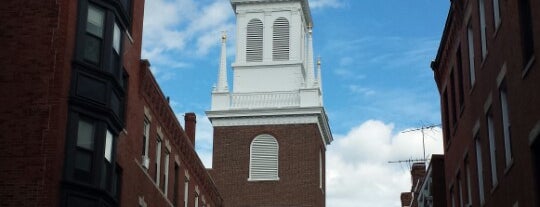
[246,19,263,62]
[249,134,279,181]
[273,17,289,61]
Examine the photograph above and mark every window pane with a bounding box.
[105,130,113,162]
[77,119,95,150]
[84,35,102,63]
[75,150,92,172]
[113,23,121,54]
[87,5,105,37]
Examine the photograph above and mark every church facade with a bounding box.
[207,0,333,206]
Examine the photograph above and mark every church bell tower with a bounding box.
[207,0,332,206]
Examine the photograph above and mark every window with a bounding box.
[184,174,190,207]
[493,0,501,28]
[450,186,456,207]
[456,48,465,109]
[458,174,464,207]
[163,150,170,195]
[110,22,122,74]
[443,90,451,144]
[486,113,498,187]
[194,191,199,207]
[532,138,540,199]
[101,129,114,189]
[155,136,162,185]
[246,19,263,62]
[475,136,485,205]
[79,2,125,80]
[479,0,488,59]
[465,159,473,206]
[518,0,535,69]
[249,134,279,181]
[467,22,476,86]
[174,164,180,207]
[70,116,119,193]
[84,5,105,64]
[273,17,290,61]
[74,118,96,182]
[142,118,150,166]
[500,86,513,166]
[450,70,457,125]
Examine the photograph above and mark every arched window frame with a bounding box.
[246,18,263,62]
[248,134,279,181]
[272,17,290,61]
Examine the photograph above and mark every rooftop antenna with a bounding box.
[387,123,441,169]
[400,123,440,160]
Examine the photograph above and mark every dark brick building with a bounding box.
[0,0,221,206]
[431,0,540,206]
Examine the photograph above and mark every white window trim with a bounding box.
[493,0,501,29]
[248,134,279,181]
[164,150,170,196]
[475,136,485,206]
[184,172,190,207]
[486,114,498,187]
[479,0,488,59]
[467,22,476,86]
[156,135,162,186]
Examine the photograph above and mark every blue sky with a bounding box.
[142,0,450,206]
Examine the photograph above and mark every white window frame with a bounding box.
[479,0,488,59]
[246,18,263,62]
[486,114,498,187]
[500,88,513,167]
[465,160,473,206]
[163,150,170,195]
[248,134,279,181]
[475,136,485,205]
[184,172,190,207]
[155,136,162,186]
[467,22,476,86]
[272,17,290,61]
[142,117,150,167]
[493,0,501,29]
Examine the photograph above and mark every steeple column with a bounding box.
[305,25,315,88]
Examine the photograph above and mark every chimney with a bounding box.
[410,162,426,191]
[184,112,196,146]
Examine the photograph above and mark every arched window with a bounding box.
[246,18,263,62]
[249,134,279,181]
[272,17,289,61]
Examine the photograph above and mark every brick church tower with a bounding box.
[207,0,333,206]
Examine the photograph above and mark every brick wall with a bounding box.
[211,124,326,207]
[0,0,76,206]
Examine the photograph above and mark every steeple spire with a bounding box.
[306,25,315,88]
[216,31,228,92]
[317,56,322,91]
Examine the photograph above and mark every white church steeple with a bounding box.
[210,0,326,111]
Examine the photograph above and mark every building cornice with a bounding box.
[206,107,333,145]
[230,0,312,26]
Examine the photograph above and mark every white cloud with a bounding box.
[310,0,345,9]
[142,0,236,80]
[327,120,444,207]
[349,85,376,96]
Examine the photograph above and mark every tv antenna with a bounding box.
[387,123,441,168]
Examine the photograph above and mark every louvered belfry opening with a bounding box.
[273,17,290,61]
[249,134,279,181]
[246,18,263,62]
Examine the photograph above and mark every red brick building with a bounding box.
[417,155,446,207]
[0,0,221,206]
[431,0,540,206]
